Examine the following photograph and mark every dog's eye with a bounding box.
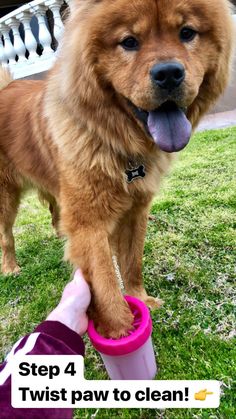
[120,37,139,51]
[180,27,197,42]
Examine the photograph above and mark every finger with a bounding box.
[73,268,85,284]
[73,269,91,309]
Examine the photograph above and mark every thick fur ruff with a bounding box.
[0,68,12,90]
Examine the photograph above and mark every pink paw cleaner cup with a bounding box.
[87,296,157,380]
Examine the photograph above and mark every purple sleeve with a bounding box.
[0,320,85,419]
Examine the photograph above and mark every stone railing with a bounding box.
[0,0,70,79]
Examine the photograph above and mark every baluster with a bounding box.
[0,23,16,65]
[31,4,53,57]
[5,17,27,62]
[16,11,38,60]
[45,0,64,44]
[0,33,8,66]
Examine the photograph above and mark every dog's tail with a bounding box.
[0,67,12,90]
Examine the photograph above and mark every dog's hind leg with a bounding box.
[38,191,60,236]
[0,180,21,275]
[49,200,61,236]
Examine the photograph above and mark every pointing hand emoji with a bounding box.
[195,389,214,401]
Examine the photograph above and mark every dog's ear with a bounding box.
[70,0,103,6]
[188,3,235,129]
[69,0,103,13]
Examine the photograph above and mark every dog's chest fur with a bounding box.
[124,153,172,196]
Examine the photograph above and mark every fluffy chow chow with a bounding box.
[0,0,234,337]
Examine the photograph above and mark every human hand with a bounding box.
[47,269,91,335]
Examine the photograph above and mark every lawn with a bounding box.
[0,127,235,418]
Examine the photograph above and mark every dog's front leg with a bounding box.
[117,202,163,309]
[61,209,134,338]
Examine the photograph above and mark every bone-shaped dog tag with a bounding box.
[125,165,146,183]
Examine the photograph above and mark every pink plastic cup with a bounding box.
[87,296,157,380]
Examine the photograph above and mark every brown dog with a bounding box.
[0,0,234,337]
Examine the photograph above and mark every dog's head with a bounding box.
[62,0,234,152]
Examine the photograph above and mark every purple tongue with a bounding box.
[147,105,192,152]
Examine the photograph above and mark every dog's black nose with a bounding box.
[150,61,185,91]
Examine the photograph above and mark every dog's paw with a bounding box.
[2,263,21,276]
[96,302,134,339]
[144,296,164,309]
[126,287,164,310]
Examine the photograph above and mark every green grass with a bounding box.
[0,127,236,418]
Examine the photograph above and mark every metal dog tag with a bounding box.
[125,164,146,183]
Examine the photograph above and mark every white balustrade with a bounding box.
[31,5,53,56]
[5,17,27,62]
[0,0,69,79]
[0,32,8,66]
[16,11,38,60]
[45,0,64,43]
[0,23,16,66]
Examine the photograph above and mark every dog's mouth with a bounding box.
[131,101,192,153]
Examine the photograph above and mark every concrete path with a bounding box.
[197,109,236,131]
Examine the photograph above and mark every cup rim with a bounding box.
[87,295,152,356]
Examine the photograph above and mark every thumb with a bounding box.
[73,269,91,312]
